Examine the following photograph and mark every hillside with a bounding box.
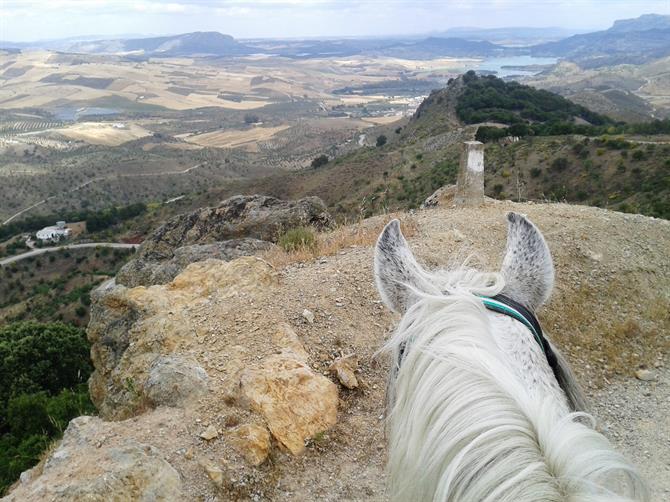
[532,14,670,67]
[67,32,255,57]
[3,200,669,500]
[160,73,670,223]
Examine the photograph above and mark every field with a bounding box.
[0,49,463,223]
[180,124,290,150]
[51,122,152,146]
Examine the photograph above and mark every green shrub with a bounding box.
[530,167,542,178]
[278,227,317,252]
[551,157,569,171]
[310,155,329,169]
[631,150,645,161]
[376,135,387,147]
[0,322,94,494]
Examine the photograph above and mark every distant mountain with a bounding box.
[531,14,670,67]
[437,26,586,46]
[609,13,670,32]
[66,32,255,57]
[377,37,510,59]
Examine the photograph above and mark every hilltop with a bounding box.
[3,199,669,500]
[59,32,255,57]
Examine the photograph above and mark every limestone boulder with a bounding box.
[227,424,272,466]
[88,257,277,420]
[4,416,184,502]
[117,238,274,288]
[117,195,331,287]
[143,355,209,408]
[239,353,338,455]
[422,184,457,209]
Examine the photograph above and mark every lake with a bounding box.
[474,56,558,77]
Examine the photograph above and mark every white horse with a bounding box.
[374,213,648,502]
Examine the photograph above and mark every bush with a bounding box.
[631,150,646,161]
[278,227,317,252]
[243,113,260,124]
[530,167,542,178]
[551,157,569,171]
[310,155,329,169]
[0,322,94,494]
[376,135,387,147]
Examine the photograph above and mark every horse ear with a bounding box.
[374,220,431,313]
[500,212,554,311]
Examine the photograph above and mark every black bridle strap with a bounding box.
[487,294,560,380]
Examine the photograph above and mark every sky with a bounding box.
[1,0,669,42]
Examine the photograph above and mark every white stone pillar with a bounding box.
[454,141,485,207]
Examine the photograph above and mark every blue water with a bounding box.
[474,56,558,77]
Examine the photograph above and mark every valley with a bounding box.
[1,9,670,500]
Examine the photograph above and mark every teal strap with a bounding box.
[480,297,545,354]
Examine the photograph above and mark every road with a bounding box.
[2,164,202,225]
[0,242,139,266]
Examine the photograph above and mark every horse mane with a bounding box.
[382,267,648,502]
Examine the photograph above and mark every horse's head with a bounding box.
[374,212,554,315]
[373,213,648,502]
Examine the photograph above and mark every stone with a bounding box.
[144,355,209,408]
[228,424,272,466]
[4,416,184,501]
[203,462,225,487]
[200,425,219,441]
[421,184,457,209]
[273,323,309,361]
[635,369,656,381]
[117,195,332,287]
[329,354,359,389]
[88,256,277,420]
[239,354,338,455]
[302,308,315,324]
[117,238,274,288]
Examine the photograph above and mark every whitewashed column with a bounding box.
[454,141,485,207]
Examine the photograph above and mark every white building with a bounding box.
[36,221,71,243]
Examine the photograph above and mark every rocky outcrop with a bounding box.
[117,238,273,287]
[88,257,278,420]
[11,201,669,500]
[5,416,184,502]
[117,195,332,287]
[422,184,457,208]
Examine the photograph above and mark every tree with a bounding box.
[0,322,95,493]
[376,135,387,147]
[243,113,260,124]
[310,155,329,169]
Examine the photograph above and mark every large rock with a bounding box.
[117,238,274,288]
[4,416,184,502]
[239,353,339,455]
[117,195,331,287]
[143,355,209,408]
[88,257,277,420]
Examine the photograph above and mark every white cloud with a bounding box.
[1,0,668,41]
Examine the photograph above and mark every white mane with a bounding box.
[375,217,649,502]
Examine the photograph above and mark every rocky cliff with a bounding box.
[5,200,669,501]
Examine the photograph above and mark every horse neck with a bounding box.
[488,312,570,414]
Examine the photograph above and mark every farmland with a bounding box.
[0,48,469,223]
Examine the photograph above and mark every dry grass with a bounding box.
[262,214,418,269]
[545,281,670,385]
